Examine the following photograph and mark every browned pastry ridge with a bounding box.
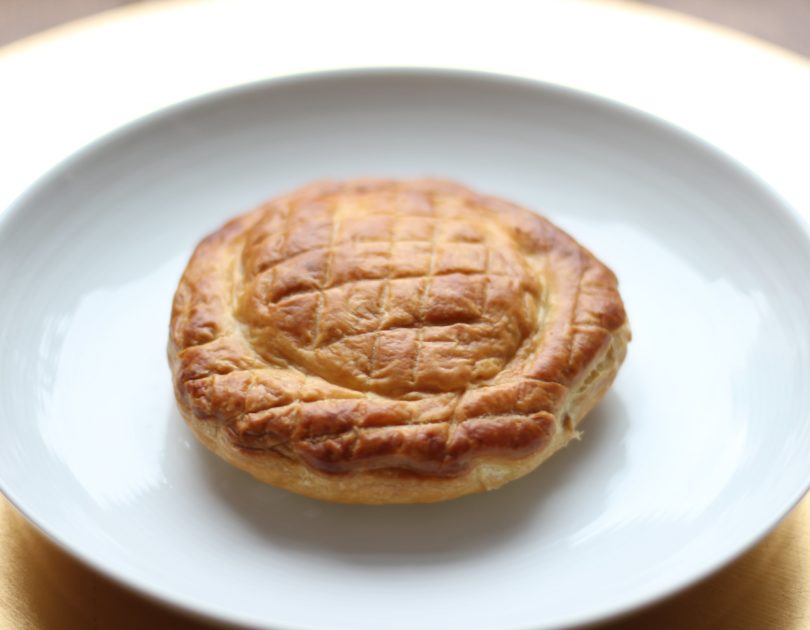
[168,179,630,504]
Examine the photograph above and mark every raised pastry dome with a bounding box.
[169,179,630,503]
[237,185,541,396]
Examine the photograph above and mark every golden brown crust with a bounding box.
[168,179,630,503]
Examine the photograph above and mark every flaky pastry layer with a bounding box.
[169,179,629,503]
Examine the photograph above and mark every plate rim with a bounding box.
[1,66,810,630]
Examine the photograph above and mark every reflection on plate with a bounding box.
[0,69,809,630]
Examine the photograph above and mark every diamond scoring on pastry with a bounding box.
[169,179,630,503]
[237,188,541,396]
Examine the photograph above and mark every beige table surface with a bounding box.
[1,1,809,628]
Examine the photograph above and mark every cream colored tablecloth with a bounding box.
[1,1,809,627]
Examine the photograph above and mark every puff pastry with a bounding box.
[169,179,630,503]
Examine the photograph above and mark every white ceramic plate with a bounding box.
[1,69,810,630]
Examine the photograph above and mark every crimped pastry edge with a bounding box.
[174,321,630,504]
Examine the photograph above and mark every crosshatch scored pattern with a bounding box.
[170,179,628,479]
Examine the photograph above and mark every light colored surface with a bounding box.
[635,0,810,57]
[1,0,810,227]
[1,1,810,629]
[4,0,810,58]
[1,70,810,630]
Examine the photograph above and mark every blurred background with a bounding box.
[1,0,809,57]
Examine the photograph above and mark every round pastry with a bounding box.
[168,179,630,504]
